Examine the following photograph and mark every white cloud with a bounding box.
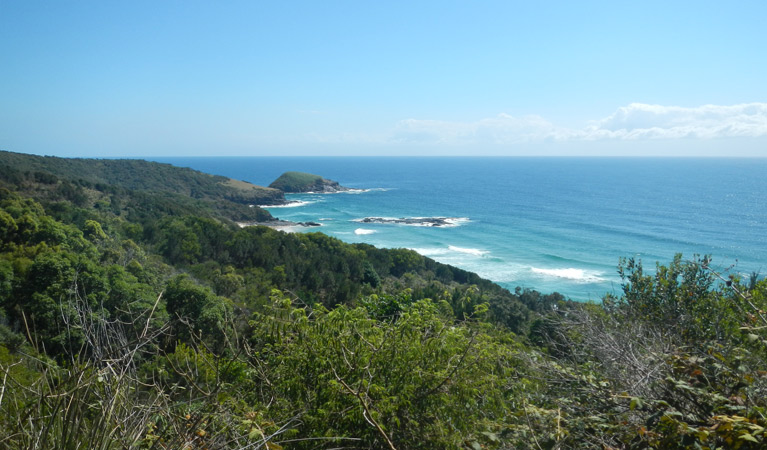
[388,103,767,145]
[580,103,767,140]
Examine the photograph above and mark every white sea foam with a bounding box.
[260,224,301,233]
[409,217,470,227]
[409,247,451,256]
[351,217,470,227]
[443,217,471,226]
[354,228,377,235]
[260,200,314,208]
[340,188,376,194]
[360,187,392,193]
[471,266,527,284]
[530,267,605,283]
[304,188,368,194]
[448,245,489,256]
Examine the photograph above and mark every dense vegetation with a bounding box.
[0,150,286,208]
[269,171,347,193]
[1,151,765,449]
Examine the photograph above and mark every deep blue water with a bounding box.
[150,157,767,301]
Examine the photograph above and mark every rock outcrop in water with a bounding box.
[238,219,321,229]
[269,171,352,193]
[357,217,463,227]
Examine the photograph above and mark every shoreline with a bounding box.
[237,220,322,230]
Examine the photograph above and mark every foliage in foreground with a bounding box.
[526,255,767,449]
[4,256,764,449]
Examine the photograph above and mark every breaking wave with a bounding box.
[448,245,489,256]
[408,247,451,256]
[530,267,605,283]
[260,200,314,208]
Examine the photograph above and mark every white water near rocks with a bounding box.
[151,157,767,301]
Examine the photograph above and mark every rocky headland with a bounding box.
[268,171,352,193]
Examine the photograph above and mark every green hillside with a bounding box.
[0,150,285,206]
[269,170,349,193]
[0,152,766,449]
[0,150,281,223]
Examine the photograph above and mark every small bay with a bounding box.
[150,157,767,301]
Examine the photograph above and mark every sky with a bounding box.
[1,1,766,157]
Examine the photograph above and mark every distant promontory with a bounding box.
[269,171,352,193]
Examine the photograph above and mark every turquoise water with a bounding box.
[151,157,767,301]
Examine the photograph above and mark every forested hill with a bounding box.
[0,150,285,206]
[269,170,351,193]
[0,150,535,330]
[1,151,766,449]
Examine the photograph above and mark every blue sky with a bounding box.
[1,1,766,156]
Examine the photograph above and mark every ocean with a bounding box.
[150,157,767,301]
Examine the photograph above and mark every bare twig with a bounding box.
[332,366,397,450]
